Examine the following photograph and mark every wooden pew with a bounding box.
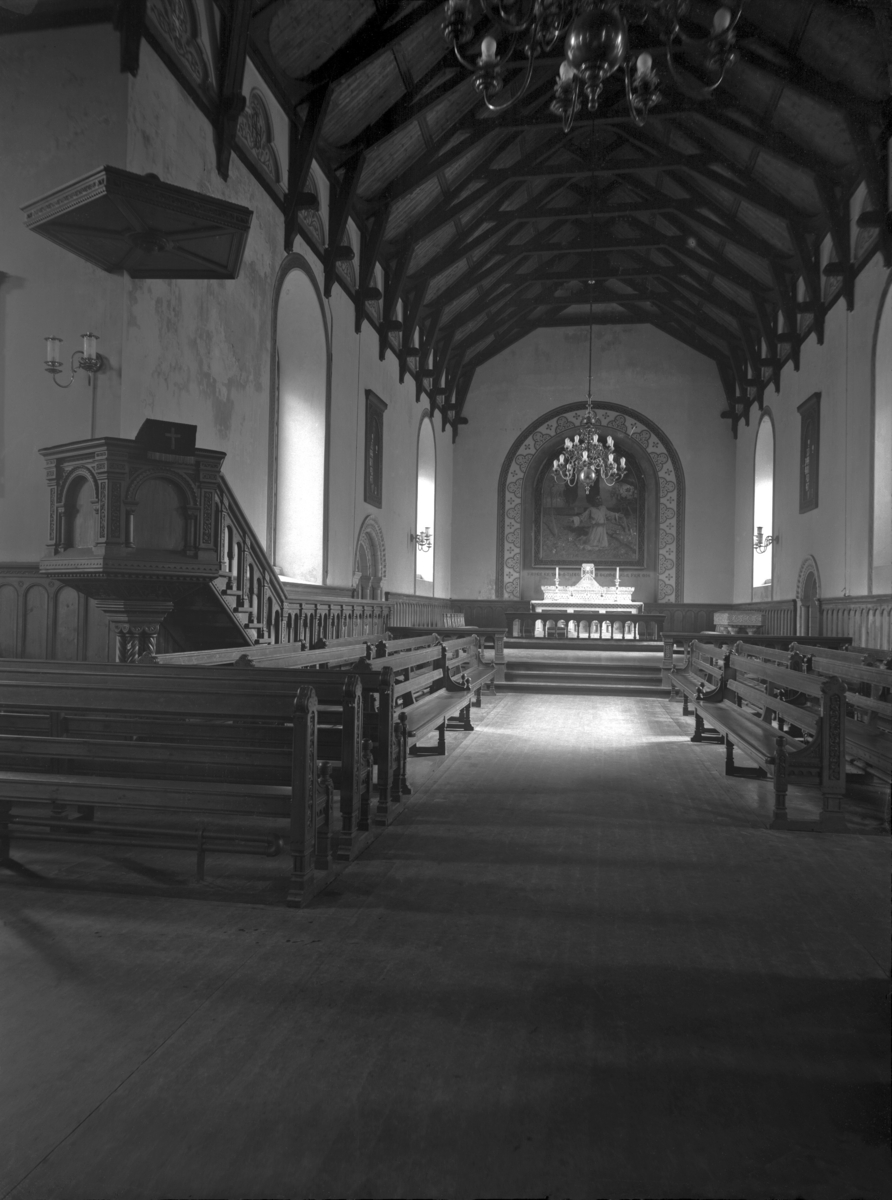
[374,639,496,791]
[694,649,848,832]
[0,660,325,905]
[789,644,892,785]
[668,640,727,735]
[145,644,400,830]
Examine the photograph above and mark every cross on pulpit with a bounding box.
[134,419,197,455]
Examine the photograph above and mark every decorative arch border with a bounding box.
[58,465,99,504]
[124,466,198,507]
[266,254,332,582]
[355,514,387,580]
[796,554,822,601]
[497,402,685,601]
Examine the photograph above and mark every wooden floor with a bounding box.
[2,694,889,1200]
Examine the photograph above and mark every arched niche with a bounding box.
[497,403,684,602]
[269,257,330,584]
[62,474,98,550]
[796,555,822,637]
[354,515,386,600]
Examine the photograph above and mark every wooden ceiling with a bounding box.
[249,0,892,434]
[5,0,891,436]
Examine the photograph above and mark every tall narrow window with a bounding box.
[415,416,436,595]
[753,415,774,599]
[274,268,328,583]
[872,284,892,593]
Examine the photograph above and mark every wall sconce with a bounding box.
[753,526,777,553]
[411,527,432,553]
[44,333,103,388]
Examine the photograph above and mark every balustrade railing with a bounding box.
[386,593,464,628]
[452,595,890,652]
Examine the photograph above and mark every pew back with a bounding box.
[0,660,321,904]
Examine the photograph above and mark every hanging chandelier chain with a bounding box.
[552,114,627,496]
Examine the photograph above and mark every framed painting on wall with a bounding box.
[364,389,387,509]
[798,391,820,513]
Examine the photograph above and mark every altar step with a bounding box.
[505,637,662,653]
[501,655,665,696]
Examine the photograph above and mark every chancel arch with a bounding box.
[497,403,684,602]
[270,257,330,584]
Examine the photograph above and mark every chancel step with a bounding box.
[502,652,664,696]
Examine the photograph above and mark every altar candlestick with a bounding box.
[615,567,620,589]
[555,567,559,587]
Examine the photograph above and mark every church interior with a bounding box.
[0,1,890,1196]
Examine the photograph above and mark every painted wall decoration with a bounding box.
[798,391,820,513]
[535,453,644,567]
[147,0,211,93]
[364,389,387,509]
[497,403,684,601]
[237,88,281,184]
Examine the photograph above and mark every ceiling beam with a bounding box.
[214,0,252,182]
[284,83,331,252]
[324,150,364,297]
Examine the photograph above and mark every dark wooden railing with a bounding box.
[453,595,891,650]
[215,476,391,646]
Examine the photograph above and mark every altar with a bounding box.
[508,564,664,641]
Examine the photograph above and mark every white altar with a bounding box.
[532,563,641,614]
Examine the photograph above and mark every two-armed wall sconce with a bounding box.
[44,333,104,388]
[411,527,432,553]
[753,526,778,554]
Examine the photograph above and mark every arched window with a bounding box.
[272,264,328,583]
[415,416,436,596]
[752,414,775,599]
[872,282,892,593]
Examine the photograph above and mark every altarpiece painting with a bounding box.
[534,450,645,568]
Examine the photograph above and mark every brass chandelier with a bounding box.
[442,0,742,130]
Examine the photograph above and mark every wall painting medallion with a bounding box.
[798,392,820,514]
[364,389,387,509]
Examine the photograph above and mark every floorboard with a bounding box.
[1,695,889,1200]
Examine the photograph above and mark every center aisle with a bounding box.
[3,695,889,1200]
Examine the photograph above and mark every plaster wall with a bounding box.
[451,325,735,601]
[122,42,279,540]
[731,255,891,603]
[0,34,453,598]
[0,26,128,560]
[125,44,453,597]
